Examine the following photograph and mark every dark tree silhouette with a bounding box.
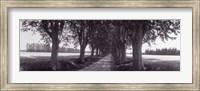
[145,48,180,55]
[129,20,180,70]
[68,20,94,63]
[87,20,100,58]
[20,20,69,70]
[109,20,180,70]
[110,20,130,63]
[21,20,180,71]
[94,21,111,56]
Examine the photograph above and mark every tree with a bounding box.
[68,20,94,63]
[110,21,130,63]
[129,20,180,70]
[21,20,69,70]
[145,48,180,55]
[95,20,111,56]
[88,20,99,58]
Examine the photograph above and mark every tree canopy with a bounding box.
[20,19,180,71]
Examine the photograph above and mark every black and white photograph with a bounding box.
[20,20,180,71]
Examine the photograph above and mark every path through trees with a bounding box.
[21,20,180,71]
[79,54,112,71]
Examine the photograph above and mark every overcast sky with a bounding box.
[20,30,180,53]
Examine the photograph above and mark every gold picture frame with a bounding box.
[0,0,199,90]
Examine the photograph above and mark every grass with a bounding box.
[20,55,180,71]
[113,57,180,71]
[20,56,101,71]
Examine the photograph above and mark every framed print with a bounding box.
[0,0,200,91]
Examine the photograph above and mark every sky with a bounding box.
[20,30,180,53]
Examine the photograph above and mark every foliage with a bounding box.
[26,43,51,52]
[26,43,80,53]
[21,19,180,70]
[68,20,111,56]
[144,48,180,55]
[142,20,180,45]
[21,20,180,56]
[20,20,72,46]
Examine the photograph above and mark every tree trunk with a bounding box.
[132,39,144,71]
[50,38,59,70]
[111,47,117,61]
[119,48,122,61]
[121,43,126,62]
[79,45,86,63]
[91,45,95,58]
[131,24,144,71]
[96,48,99,56]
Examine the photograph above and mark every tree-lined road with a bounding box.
[79,54,112,71]
[21,20,180,71]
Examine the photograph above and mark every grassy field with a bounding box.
[20,56,101,71]
[113,57,180,71]
[20,52,180,71]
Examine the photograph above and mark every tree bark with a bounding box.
[50,38,59,70]
[121,42,126,62]
[132,39,144,71]
[131,24,144,71]
[90,45,95,58]
[79,45,86,63]
[96,48,99,56]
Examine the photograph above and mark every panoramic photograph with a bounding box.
[20,20,180,71]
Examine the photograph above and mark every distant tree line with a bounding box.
[26,43,80,53]
[145,48,180,55]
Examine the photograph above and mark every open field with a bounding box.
[20,52,101,71]
[21,52,180,61]
[20,52,91,58]
[114,54,180,71]
[20,52,180,71]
